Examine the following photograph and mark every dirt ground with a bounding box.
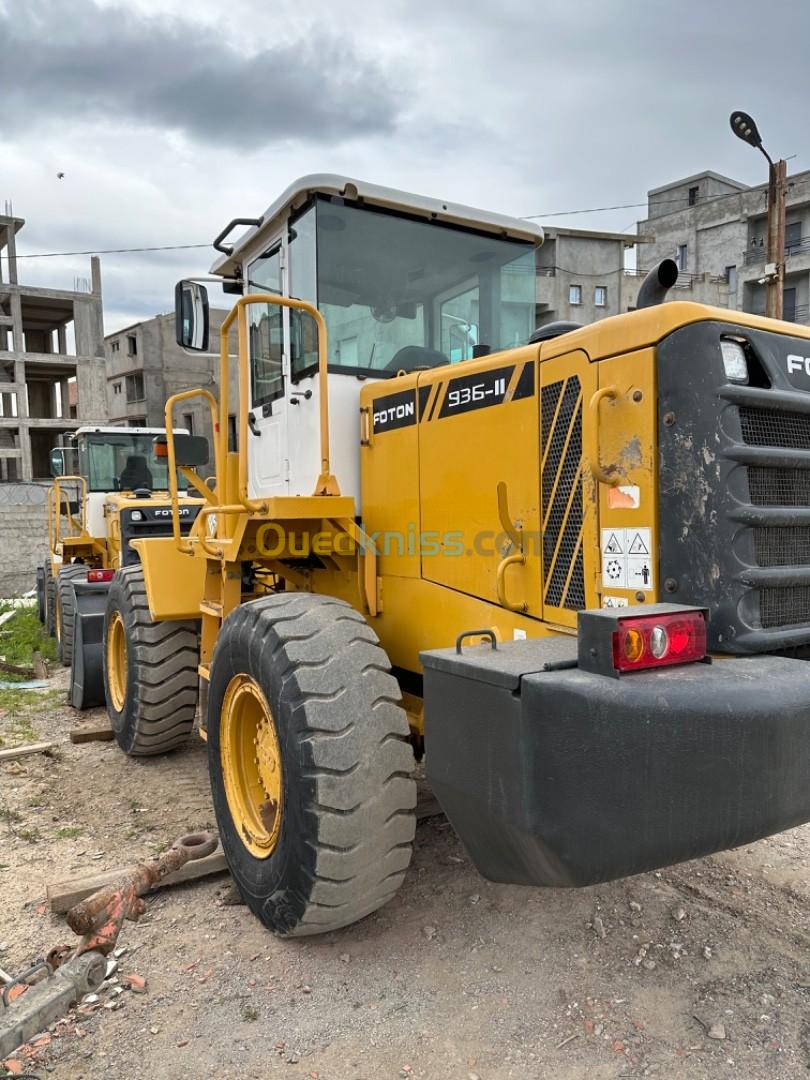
[2,667,810,1080]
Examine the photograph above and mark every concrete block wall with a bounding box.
[0,483,49,597]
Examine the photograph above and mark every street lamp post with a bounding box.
[730,111,787,321]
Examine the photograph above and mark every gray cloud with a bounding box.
[0,0,400,147]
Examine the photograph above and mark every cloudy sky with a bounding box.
[1,0,806,332]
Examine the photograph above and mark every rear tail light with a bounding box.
[87,569,115,583]
[613,611,706,672]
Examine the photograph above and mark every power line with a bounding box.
[0,242,210,261]
[523,180,808,221]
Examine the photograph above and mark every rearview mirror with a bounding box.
[50,448,65,477]
[154,434,210,468]
[175,280,210,351]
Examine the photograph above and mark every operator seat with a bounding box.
[385,346,449,373]
[119,454,153,491]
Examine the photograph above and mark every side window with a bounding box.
[288,205,319,381]
[248,247,284,408]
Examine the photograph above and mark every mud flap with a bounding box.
[69,581,109,710]
[421,638,810,888]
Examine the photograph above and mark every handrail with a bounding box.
[49,475,88,555]
[164,388,220,553]
[163,293,340,558]
[217,294,340,508]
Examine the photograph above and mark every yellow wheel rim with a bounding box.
[220,674,283,859]
[106,610,128,712]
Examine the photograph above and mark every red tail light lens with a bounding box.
[87,569,115,583]
[612,610,706,672]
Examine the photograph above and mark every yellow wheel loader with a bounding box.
[41,425,202,705]
[104,175,810,936]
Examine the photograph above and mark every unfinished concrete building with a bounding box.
[0,212,107,481]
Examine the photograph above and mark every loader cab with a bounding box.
[181,176,542,501]
[54,427,187,538]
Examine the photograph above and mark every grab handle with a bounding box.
[588,385,620,487]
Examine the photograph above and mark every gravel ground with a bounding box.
[2,670,810,1079]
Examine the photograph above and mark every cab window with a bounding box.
[247,246,284,407]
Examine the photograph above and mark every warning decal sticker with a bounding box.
[600,528,653,593]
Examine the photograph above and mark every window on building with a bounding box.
[568,284,582,306]
[786,221,802,256]
[688,186,699,207]
[676,244,688,271]
[111,340,120,353]
[725,266,738,293]
[112,382,122,395]
[125,372,144,403]
[127,335,137,356]
[594,286,607,307]
[127,417,146,428]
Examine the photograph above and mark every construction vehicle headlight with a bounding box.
[720,339,748,382]
[130,510,143,522]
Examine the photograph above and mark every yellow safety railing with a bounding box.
[164,388,221,554]
[47,475,88,556]
[163,293,340,555]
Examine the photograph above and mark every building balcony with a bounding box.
[743,237,810,266]
[536,268,556,306]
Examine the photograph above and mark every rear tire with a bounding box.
[56,565,87,667]
[207,592,417,937]
[46,575,57,638]
[103,565,200,756]
[36,565,47,623]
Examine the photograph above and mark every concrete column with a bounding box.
[57,325,67,354]
[5,224,18,286]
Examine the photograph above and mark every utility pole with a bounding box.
[765,157,787,319]
[730,111,787,320]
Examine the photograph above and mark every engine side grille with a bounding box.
[541,376,585,611]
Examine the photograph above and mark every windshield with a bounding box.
[282,197,536,379]
[78,434,184,493]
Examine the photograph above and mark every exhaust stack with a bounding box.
[636,258,679,309]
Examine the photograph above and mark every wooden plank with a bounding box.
[0,659,36,679]
[47,850,228,914]
[0,741,56,762]
[69,725,115,744]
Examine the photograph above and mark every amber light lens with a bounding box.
[154,440,169,458]
[612,611,707,673]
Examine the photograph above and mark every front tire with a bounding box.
[208,593,417,937]
[56,565,88,667]
[103,565,199,756]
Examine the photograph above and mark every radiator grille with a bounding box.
[740,405,810,449]
[741,410,810,628]
[748,466,810,507]
[753,526,810,567]
[541,377,585,610]
[760,586,810,629]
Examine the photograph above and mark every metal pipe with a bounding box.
[635,258,679,309]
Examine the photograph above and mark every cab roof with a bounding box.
[210,174,544,279]
[73,426,170,437]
